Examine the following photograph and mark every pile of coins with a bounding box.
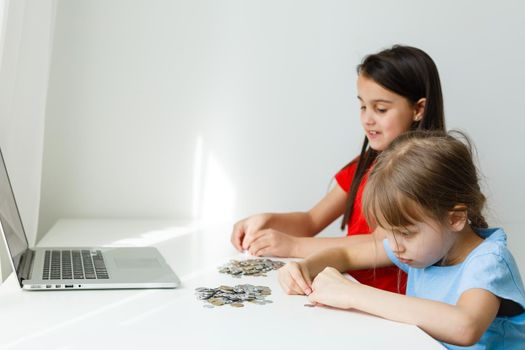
[195,284,272,308]
[218,258,285,278]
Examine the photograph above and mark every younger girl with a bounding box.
[279,130,525,349]
[231,45,445,294]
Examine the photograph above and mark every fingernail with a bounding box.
[305,287,312,295]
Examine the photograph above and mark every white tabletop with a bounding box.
[0,219,444,350]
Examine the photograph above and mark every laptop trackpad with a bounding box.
[114,258,162,269]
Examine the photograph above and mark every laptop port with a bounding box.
[46,285,52,288]
[65,285,73,288]
[55,285,61,288]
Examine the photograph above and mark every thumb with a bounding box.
[231,224,245,252]
[307,291,319,304]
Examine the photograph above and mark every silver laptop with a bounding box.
[0,148,181,290]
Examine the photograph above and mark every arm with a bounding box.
[303,236,392,276]
[291,227,388,257]
[309,272,500,346]
[232,185,349,254]
[279,238,392,294]
[254,184,349,237]
[235,184,389,257]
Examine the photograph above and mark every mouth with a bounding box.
[396,256,413,264]
[367,130,381,138]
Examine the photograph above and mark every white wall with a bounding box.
[0,0,56,280]
[38,0,525,270]
[0,0,521,277]
[39,0,363,235]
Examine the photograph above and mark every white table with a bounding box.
[0,219,444,349]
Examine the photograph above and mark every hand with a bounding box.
[308,267,358,309]
[230,214,272,252]
[243,228,298,257]
[278,261,312,295]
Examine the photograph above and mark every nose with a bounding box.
[361,109,375,125]
[390,240,406,255]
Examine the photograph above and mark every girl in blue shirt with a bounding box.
[279,130,525,349]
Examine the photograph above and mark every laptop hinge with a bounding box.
[18,249,35,281]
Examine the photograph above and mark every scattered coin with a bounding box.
[195,284,273,308]
[218,259,285,278]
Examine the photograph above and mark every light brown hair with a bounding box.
[362,130,488,232]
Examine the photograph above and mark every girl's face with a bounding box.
[357,75,422,151]
[385,219,457,269]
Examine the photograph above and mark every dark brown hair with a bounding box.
[362,130,488,232]
[341,45,446,230]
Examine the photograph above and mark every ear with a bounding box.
[413,98,426,122]
[448,205,468,232]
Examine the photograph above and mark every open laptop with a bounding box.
[0,147,181,290]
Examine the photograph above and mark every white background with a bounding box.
[1,0,524,279]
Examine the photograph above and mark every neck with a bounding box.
[442,225,484,266]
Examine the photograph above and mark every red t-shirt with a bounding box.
[335,160,407,294]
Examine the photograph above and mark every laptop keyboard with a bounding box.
[42,249,109,280]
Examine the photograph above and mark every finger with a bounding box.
[290,265,312,295]
[307,292,325,306]
[300,265,313,289]
[230,224,245,252]
[289,279,304,295]
[242,229,267,251]
[249,236,272,257]
[311,274,322,289]
[252,246,271,257]
[278,267,305,295]
[307,292,317,303]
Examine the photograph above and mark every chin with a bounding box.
[368,142,385,152]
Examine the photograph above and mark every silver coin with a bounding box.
[196,284,273,308]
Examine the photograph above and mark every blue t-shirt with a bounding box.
[383,227,525,349]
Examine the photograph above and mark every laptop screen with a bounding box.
[0,149,30,281]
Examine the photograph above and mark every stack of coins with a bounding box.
[218,259,285,278]
[195,284,273,308]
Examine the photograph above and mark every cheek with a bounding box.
[383,112,413,135]
[387,237,398,252]
[418,235,446,261]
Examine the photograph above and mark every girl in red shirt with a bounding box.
[230,45,446,293]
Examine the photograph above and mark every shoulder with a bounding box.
[460,228,525,310]
[334,156,360,192]
[464,228,514,274]
[466,228,512,264]
[336,156,360,176]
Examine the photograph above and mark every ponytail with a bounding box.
[468,211,488,229]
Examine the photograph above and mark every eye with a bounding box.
[376,107,387,113]
[394,228,413,237]
[360,105,366,111]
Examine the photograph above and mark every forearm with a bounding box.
[293,235,375,258]
[265,212,318,237]
[303,247,353,277]
[350,284,480,346]
[301,236,390,276]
